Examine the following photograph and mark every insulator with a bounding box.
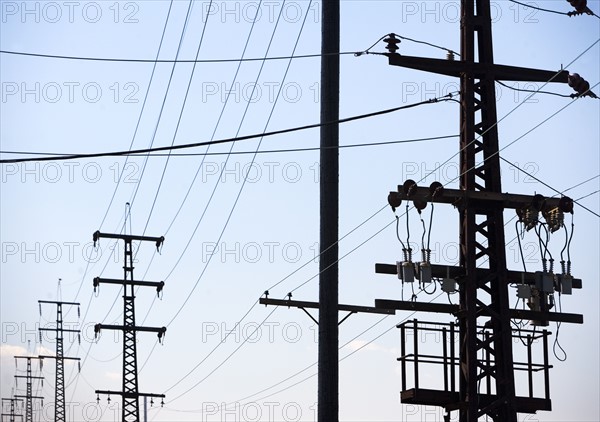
[107,396,111,404]
[156,281,165,297]
[78,333,81,345]
[567,261,572,275]
[429,181,444,198]
[413,199,427,212]
[446,51,455,61]
[39,332,42,344]
[161,399,164,408]
[96,394,100,404]
[560,260,566,274]
[543,207,564,233]
[388,192,402,212]
[39,304,42,316]
[78,361,81,373]
[568,73,596,97]
[549,258,555,273]
[542,258,547,273]
[383,33,400,54]
[93,231,100,247]
[403,179,418,197]
[150,399,154,407]
[426,249,431,262]
[77,306,80,319]
[156,236,165,252]
[567,0,588,13]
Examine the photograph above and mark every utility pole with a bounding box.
[375,1,592,420]
[13,357,44,422]
[319,0,340,421]
[1,398,24,422]
[91,231,166,422]
[38,300,81,422]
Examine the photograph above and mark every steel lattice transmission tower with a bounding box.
[13,357,43,422]
[92,231,166,422]
[1,398,24,422]
[38,300,81,422]
[373,0,593,420]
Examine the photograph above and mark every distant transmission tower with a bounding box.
[38,300,81,422]
[1,397,24,422]
[13,357,44,422]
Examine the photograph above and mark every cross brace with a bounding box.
[375,263,582,289]
[388,185,571,212]
[259,297,394,326]
[386,53,569,83]
[373,299,582,324]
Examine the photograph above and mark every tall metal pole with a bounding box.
[318,0,340,421]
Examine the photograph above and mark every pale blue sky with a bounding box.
[1,1,599,421]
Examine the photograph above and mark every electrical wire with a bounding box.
[575,190,600,202]
[507,0,570,16]
[0,49,357,63]
[98,0,176,231]
[500,157,600,218]
[137,0,318,390]
[0,96,457,164]
[508,0,598,18]
[496,80,575,98]
[52,30,600,416]
[419,38,600,187]
[144,0,286,290]
[0,134,459,157]
[159,65,600,403]
[395,33,459,56]
[125,0,196,215]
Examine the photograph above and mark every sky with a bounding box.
[1,1,599,421]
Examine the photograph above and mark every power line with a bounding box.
[500,157,600,218]
[496,80,577,99]
[507,0,599,18]
[125,0,196,217]
[135,0,320,392]
[160,79,600,405]
[507,0,570,16]
[0,49,356,63]
[163,0,317,330]
[153,40,600,401]
[576,190,599,201]
[0,135,458,157]
[0,96,456,164]
[98,0,176,231]
[138,0,213,236]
